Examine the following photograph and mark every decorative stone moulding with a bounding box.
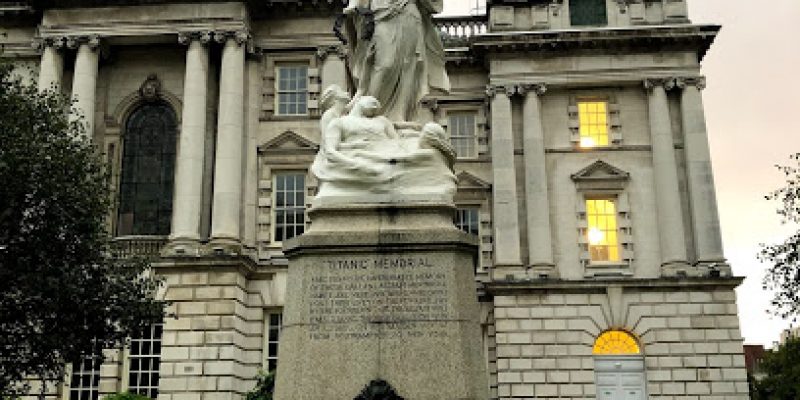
[674,76,707,90]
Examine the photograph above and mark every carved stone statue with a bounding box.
[341,0,450,123]
[312,0,455,205]
[311,95,456,203]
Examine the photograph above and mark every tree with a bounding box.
[0,64,166,396]
[759,153,800,320]
[750,336,800,400]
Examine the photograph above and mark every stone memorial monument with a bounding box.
[273,0,489,398]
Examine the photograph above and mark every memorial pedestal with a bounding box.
[274,203,488,400]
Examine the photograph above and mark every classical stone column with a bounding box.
[676,76,727,267]
[520,83,556,278]
[317,45,347,91]
[210,31,248,251]
[36,38,64,93]
[69,36,100,140]
[488,85,523,278]
[165,32,212,255]
[644,78,689,272]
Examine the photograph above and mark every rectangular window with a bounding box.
[455,207,480,236]
[570,0,608,26]
[127,324,162,399]
[276,65,309,116]
[586,199,620,262]
[264,312,283,372]
[273,173,306,242]
[448,113,478,158]
[578,100,609,148]
[69,354,101,400]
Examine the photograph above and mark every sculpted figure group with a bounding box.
[311,0,456,204]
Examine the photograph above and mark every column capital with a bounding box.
[316,44,346,61]
[419,98,438,112]
[177,30,213,46]
[64,35,102,51]
[643,77,675,91]
[518,83,547,97]
[675,76,707,91]
[213,30,251,46]
[31,36,67,53]
[486,84,516,99]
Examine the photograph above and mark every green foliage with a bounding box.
[760,153,800,319]
[245,370,275,400]
[0,64,166,396]
[103,393,153,400]
[750,337,800,400]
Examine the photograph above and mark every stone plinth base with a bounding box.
[274,203,488,400]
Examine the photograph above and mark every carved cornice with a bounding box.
[675,76,707,91]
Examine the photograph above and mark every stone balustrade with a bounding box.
[112,235,168,258]
[433,15,487,46]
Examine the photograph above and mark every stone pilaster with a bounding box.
[487,84,523,279]
[316,45,347,91]
[520,83,556,278]
[165,32,212,257]
[675,76,729,273]
[68,36,101,140]
[210,30,249,253]
[644,78,689,275]
[35,37,64,93]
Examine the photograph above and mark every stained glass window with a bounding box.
[586,199,620,262]
[449,113,478,158]
[273,173,306,242]
[578,101,609,148]
[277,66,309,116]
[593,330,641,355]
[117,103,177,236]
[128,323,163,398]
[570,0,608,27]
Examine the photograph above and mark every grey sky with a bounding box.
[441,0,800,346]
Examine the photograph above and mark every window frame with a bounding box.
[568,0,609,27]
[455,206,481,236]
[262,310,283,372]
[274,64,310,117]
[584,196,622,264]
[63,353,102,400]
[448,112,479,159]
[271,172,307,244]
[577,99,611,149]
[123,323,163,399]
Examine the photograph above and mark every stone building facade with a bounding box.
[1,0,750,399]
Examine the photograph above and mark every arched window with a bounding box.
[117,102,177,236]
[593,329,641,355]
[593,330,647,400]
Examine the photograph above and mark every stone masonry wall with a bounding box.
[492,281,749,400]
[156,263,265,400]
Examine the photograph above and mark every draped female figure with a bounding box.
[341,0,450,123]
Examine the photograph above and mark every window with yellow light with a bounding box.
[593,330,641,355]
[586,198,620,262]
[578,100,609,148]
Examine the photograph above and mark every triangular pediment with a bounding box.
[456,171,491,191]
[258,130,318,154]
[571,160,630,182]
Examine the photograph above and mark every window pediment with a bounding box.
[571,160,630,191]
[456,171,491,192]
[258,130,318,156]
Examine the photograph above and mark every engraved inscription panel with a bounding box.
[307,256,451,340]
